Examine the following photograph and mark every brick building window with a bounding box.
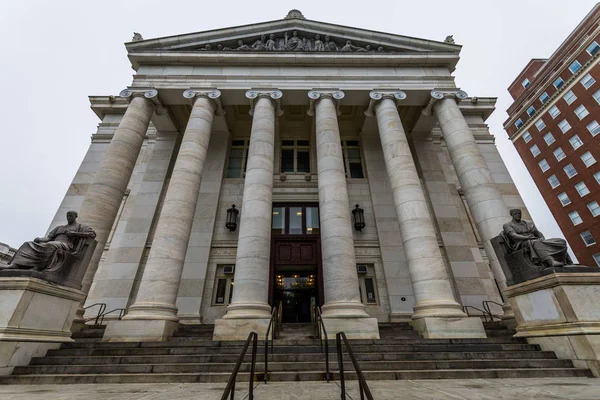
[587,41,600,56]
[523,131,532,142]
[535,119,546,131]
[540,92,550,103]
[549,105,561,119]
[569,134,583,150]
[587,121,600,136]
[539,159,550,172]
[527,106,536,116]
[563,163,577,178]
[575,181,590,197]
[554,77,565,89]
[581,231,596,246]
[548,174,560,189]
[530,144,541,157]
[563,90,577,105]
[594,254,600,267]
[595,171,600,184]
[543,132,556,146]
[581,73,596,89]
[522,78,531,88]
[553,147,566,161]
[581,152,597,167]
[569,211,583,225]
[588,201,600,217]
[593,89,600,104]
[558,119,571,133]
[558,192,571,206]
[569,60,582,74]
[515,119,523,129]
[575,105,589,120]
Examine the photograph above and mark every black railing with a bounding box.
[97,308,126,325]
[462,305,494,322]
[83,302,106,325]
[221,331,258,400]
[313,306,330,382]
[263,306,278,383]
[336,332,374,400]
[482,300,504,322]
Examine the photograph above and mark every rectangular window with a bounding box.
[569,134,583,150]
[581,73,596,89]
[280,139,311,174]
[530,144,541,157]
[289,206,303,235]
[587,121,600,136]
[581,231,596,246]
[549,105,561,119]
[564,163,577,178]
[563,90,577,105]
[594,253,600,267]
[575,181,590,197]
[558,192,571,206]
[522,78,530,88]
[554,77,565,89]
[558,119,572,133]
[543,132,555,146]
[569,60,582,74]
[575,105,589,120]
[226,139,249,178]
[587,41,600,56]
[539,92,550,104]
[594,89,600,104]
[527,105,536,116]
[271,207,287,235]
[539,159,550,172]
[357,264,378,305]
[569,211,583,225]
[515,119,524,129]
[553,147,566,161]
[581,151,597,167]
[595,171,600,184]
[523,131,532,142]
[305,207,320,235]
[342,140,364,178]
[548,174,560,188]
[213,265,235,306]
[535,119,546,131]
[588,201,600,217]
[271,205,319,235]
[214,279,228,305]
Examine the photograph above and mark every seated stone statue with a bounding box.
[2,211,96,272]
[502,208,570,268]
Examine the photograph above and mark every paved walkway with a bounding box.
[0,378,599,400]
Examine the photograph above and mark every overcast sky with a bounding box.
[0,1,597,259]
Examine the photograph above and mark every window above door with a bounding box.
[272,205,320,235]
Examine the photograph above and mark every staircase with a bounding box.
[0,321,592,384]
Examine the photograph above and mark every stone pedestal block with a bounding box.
[102,319,179,342]
[410,317,487,339]
[505,272,600,376]
[213,318,271,341]
[0,277,85,375]
[321,317,380,339]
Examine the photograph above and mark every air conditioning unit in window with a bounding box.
[224,265,235,274]
[356,264,368,274]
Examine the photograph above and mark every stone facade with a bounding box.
[43,11,531,340]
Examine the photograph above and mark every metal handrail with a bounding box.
[462,305,493,322]
[336,332,374,400]
[97,308,126,325]
[482,300,504,322]
[221,331,258,400]
[314,306,330,382]
[263,306,278,383]
[83,303,106,325]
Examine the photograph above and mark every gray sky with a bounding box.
[0,0,597,258]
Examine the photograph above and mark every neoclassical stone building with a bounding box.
[48,10,529,341]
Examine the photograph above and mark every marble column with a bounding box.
[366,91,485,338]
[307,90,379,339]
[213,89,282,340]
[73,88,159,328]
[424,89,513,319]
[103,89,222,342]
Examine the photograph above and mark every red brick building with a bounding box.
[504,4,600,267]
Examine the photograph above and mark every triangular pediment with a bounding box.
[126,11,460,55]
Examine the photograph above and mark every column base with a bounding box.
[410,317,487,339]
[102,319,179,342]
[321,317,380,339]
[213,318,272,341]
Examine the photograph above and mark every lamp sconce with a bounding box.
[226,204,239,232]
[352,204,365,231]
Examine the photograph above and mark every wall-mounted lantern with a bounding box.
[352,204,365,231]
[226,204,239,232]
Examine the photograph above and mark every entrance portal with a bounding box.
[274,269,317,323]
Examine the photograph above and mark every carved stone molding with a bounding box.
[307,90,345,116]
[245,89,283,116]
[119,87,166,115]
[364,90,407,116]
[422,89,468,116]
[183,88,225,115]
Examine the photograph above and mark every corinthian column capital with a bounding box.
[183,88,225,115]
[364,90,407,116]
[307,89,344,116]
[421,89,468,116]
[245,89,283,116]
[119,87,166,115]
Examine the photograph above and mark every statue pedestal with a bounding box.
[505,272,600,377]
[0,277,85,375]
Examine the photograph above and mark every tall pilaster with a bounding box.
[366,91,485,338]
[213,89,282,340]
[103,89,222,342]
[308,90,379,339]
[424,89,513,318]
